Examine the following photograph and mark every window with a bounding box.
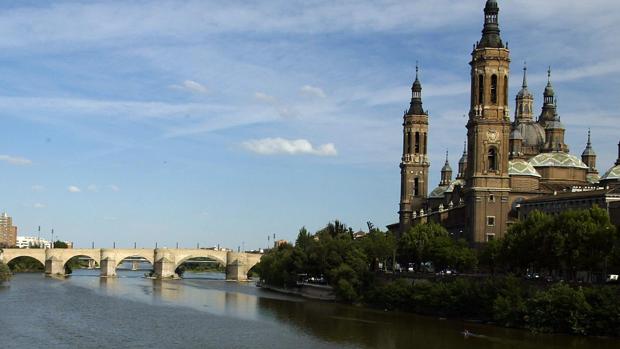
[423,133,427,154]
[414,132,420,153]
[486,233,496,242]
[478,75,484,104]
[489,194,495,202]
[414,178,419,196]
[490,74,498,104]
[488,147,497,171]
[487,216,496,227]
[407,132,412,154]
[503,75,508,106]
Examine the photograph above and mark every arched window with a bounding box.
[414,178,420,196]
[503,75,508,106]
[488,147,497,171]
[415,132,420,153]
[407,132,412,154]
[478,75,484,104]
[491,75,498,104]
[423,133,427,155]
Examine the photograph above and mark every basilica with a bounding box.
[393,0,620,243]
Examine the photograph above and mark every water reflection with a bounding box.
[13,270,618,349]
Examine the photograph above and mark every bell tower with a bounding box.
[464,0,512,243]
[399,65,430,235]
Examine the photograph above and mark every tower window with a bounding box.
[503,75,508,106]
[415,132,420,153]
[478,75,484,104]
[407,132,412,154]
[414,178,419,196]
[491,75,498,104]
[488,147,497,171]
[423,133,427,155]
[487,216,496,227]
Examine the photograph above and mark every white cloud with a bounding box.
[254,92,278,104]
[170,80,209,95]
[254,92,299,118]
[107,184,120,192]
[300,85,326,98]
[242,138,337,156]
[33,203,46,209]
[68,185,81,193]
[0,154,32,165]
[31,185,45,192]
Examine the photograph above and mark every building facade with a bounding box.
[395,0,620,243]
[0,212,18,247]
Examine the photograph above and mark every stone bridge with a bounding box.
[0,248,262,281]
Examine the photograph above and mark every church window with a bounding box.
[478,75,484,104]
[407,132,412,154]
[414,178,419,196]
[491,75,498,104]
[487,216,496,227]
[488,147,498,171]
[423,133,427,154]
[503,75,508,106]
[415,132,420,153]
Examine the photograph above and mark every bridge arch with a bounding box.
[111,251,155,266]
[173,253,226,270]
[1,249,46,267]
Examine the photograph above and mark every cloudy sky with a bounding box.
[1,0,619,249]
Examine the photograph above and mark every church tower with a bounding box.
[440,151,453,186]
[457,142,468,179]
[399,65,430,234]
[540,69,569,153]
[581,129,598,176]
[464,0,512,243]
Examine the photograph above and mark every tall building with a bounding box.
[0,212,18,247]
[398,65,430,233]
[393,0,620,242]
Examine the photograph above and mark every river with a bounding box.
[0,270,618,349]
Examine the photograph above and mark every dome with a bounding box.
[429,186,447,199]
[509,159,541,177]
[587,173,601,184]
[529,152,589,169]
[513,122,545,147]
[445,178,466,193]
[510,128,523,140]
[601,165,620,181]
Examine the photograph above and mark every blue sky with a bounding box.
[0,0,619,249]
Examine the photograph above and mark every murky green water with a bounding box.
[0,270,618,349]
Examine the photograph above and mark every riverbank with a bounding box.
[259,282,336,301]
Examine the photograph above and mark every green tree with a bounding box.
[53,240,69,248]
[399,222,449,270]
[358,229,396,271]
[0,261,11,282]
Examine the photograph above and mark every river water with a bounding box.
[0,270,618,349]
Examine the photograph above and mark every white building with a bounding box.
[16,236,51,249]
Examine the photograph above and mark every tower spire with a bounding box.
[408,63,425,115]
[440,149,453,186]
[581,129,597,174]
[616,140,620,166]
[478,0,504,49]
[522,62,528,88]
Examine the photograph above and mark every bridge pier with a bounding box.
[153,249,176,278]
[226,252,249,281]
[45,256,64,276]
[100,258,117,277]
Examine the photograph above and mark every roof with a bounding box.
[445,178,465,193]
[509,159,541,178]
[513,121,545,147]
[529,152,588,169]
[587,173,601,184]
[521,187,620,205]
[601,165,620,181]
[429,186,448,198]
